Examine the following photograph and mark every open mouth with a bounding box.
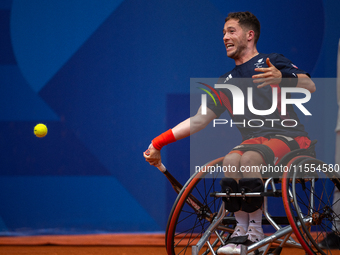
[226,43,234,50]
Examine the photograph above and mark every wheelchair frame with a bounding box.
[164,143,340,255]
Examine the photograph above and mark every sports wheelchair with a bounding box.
[165,141,340,255]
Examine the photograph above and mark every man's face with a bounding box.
[223,19,248,60]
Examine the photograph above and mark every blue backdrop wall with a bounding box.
[0,0,339,235]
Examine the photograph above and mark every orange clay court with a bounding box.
[0,233,338,255]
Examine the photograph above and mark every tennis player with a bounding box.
[144,11,315,254]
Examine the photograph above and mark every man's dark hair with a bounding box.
[225,11,261,45]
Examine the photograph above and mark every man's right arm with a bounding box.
[144,106,217,166]
[173,106,217,139]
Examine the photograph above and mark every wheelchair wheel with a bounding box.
[165,157,233,255]
[282,156,340,255]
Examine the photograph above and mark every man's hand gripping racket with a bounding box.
[144,149,183,194]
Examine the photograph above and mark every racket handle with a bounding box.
[157,163,166,173]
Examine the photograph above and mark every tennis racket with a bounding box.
[144,149,203,211]
[145,149,183,194]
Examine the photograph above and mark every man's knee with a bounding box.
[223,153,241,167]
[240,151,264,167]
[223,153,242,178]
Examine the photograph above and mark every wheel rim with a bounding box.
[292,167,340,254]
[166,158,230,255]
[283,156,340,255]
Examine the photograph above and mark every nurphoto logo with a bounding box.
[198,82,311,128]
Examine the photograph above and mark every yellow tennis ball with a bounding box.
[34,123,48,138]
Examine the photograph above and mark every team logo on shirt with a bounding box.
[254,58,265,68]
[224,74,232,83]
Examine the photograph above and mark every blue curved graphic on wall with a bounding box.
[11,0,124,92]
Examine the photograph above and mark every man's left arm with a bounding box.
[296,73,316,93]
